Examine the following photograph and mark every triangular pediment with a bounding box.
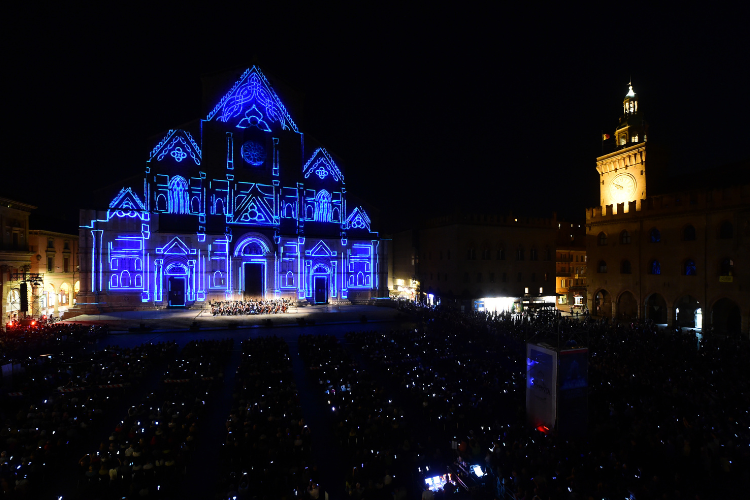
[303,148,344,183]
[308,240,335,257]
[109,188,145,211]
[233,185,275,225]
[345,207,371,231]
[206,66,299,133]
[148,129,202,165]
[159,237,191,255]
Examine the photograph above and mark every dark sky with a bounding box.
[5,4,749,231]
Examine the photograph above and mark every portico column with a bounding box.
[666,306,675,329]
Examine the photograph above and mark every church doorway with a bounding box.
[314,276,329,304]
[645,293,667,324]
[243,263,264,300]
[168,277,186,307]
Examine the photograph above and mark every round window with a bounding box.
[241,141,266,166]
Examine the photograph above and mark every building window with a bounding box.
[649,228,661,243]
[476,272,482,283]
[47,238,54,249]
[597,232,607,246]
[683,225,696,241]
[719,220,733,239]
[489,273,495,283]
[531,273,536,282]
[684,259,696,276]
[597,261,607,273]
[502,272,507,282]
[63,257,69,273]
[620,230,631,244]
[447,250,451,260]
[544,248,552,261]
[649,259,661,275]
[467,248,476,260]
[47,257,54,272]
[530,248,538,261]
[517,272,522,282]
[516,247,524,260]
[482,248,491,260]
[720,258,733,276]
[544,273,549,281]
[560,279,565,288]
[64,240,70,250]
[497,248,505,260]
[621,260,631,274]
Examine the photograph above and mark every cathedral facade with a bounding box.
[76,67,387,312]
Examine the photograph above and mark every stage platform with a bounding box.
[62,303,406,333]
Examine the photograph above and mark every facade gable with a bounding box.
[206,66,299,133]
[148,129,202,166]
[303,148,344,183]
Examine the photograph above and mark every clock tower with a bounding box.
[596,83,650,212]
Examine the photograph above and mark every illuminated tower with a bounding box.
[596,82,650,211]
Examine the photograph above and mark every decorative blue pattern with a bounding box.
[241,141,266,166]
[207,67,299,133]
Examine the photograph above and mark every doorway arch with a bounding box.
[594,289,612,318]
[233,233,274,300]
[645,293,667,324]
[617,291,637,319]
[675,295,701,329]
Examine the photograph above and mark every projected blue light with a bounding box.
[241,141,266,166]
[207,66,299,133]
[80,65,383,309]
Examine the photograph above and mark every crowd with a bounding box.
[76,339,232,499]
[0,340,175,498]
[1,322,108,363]
[210,298,291,316]
[299,334,412,500]
[345,306,750,499]
[218,336,316,499]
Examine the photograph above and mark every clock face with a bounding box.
[609,173,636,202]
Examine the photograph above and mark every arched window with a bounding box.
[683,224,696,241]
[620,260,631,274]
[684,259,696,276]
[482,248,491,260]
[285,271,294,287]
[597,232,607,246]
[719,220,733,239]
[516,247,524,260]
[649,259,661,275]
[530,248,538,261]
[597,260,607,273]
[649,228,661,243]
[315,190,332,222]
[719,258,734,276]
[167,176,189,214]
[496,248,505,260]
[620,230,631,244]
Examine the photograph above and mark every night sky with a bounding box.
[5,4,749,231]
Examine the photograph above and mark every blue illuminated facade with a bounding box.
[77,66,386,310]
